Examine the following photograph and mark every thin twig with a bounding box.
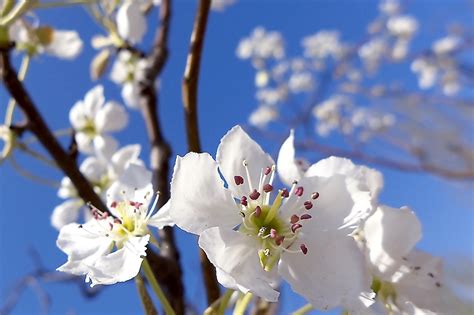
[137,0,185,313]
[181,0,220,304]
[0,47,109,212]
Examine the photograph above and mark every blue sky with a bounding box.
[0,0,473,314]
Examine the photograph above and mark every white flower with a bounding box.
[432,36,461,55]
[110,50,148,109]
[56,163,172,287]
[236,27,285,64]
[386,15,418,39]
[249,106,278,129]
[211,0,236,11]
[69,85,128,157]
[302,30,346,60]
[169,126,374,311]
[9,21,83,59]
[256,87,288,106]
[379,0,400,15]
[288,72,314,93]
[361,206,450,314]
[116,1,147,44]
[51,145,144,230]
[312,95,353,137]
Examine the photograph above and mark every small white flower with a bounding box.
[432,35,461,55]
[211,0,236,11]
[236,27,285,64]
[51,144,144,230]
[169,126,374,311]
[0,125,16,162]
[69,85,128,157]
[116,1,147,44]
[248,106,278,129]
[56,163,172,287]
[302,30,346,60]
[9,21,83,59]
[386,15,418,39]
[288,72,314,93]
[110,50,148,109]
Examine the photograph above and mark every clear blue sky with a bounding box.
[0,0,472,314]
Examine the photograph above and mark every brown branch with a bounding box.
[0,47,108,213]
[137,0,185,313]
[181,0,220,305]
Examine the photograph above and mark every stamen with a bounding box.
[281,188,289,198]
[264,167,271,175]
[258,227,267,237]
[234,176,244,185]
[304,201,313,210]
[300,244,308,255]
[240,196,248,206]
[291,223,302,233]
[270,228,277,238]
[254,206,262,217]
[290,215,299,224]
[311,192,320,200]
[300,214,312,220]
[242,160,254,190]
[295,186,304,197]
[263,184,273,193]
[249,189,260,200]
[110,201,117,208]
[275,236,285,246]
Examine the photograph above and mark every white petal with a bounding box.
[84,85,105,116]
[106,162,153,206]
[56,221,113,261]
[116,1,147,44]
[364,205,421,277]
[95,101,128,133]
[69,101,87,129]
[80,156,107,183]
[111,144,142,175]
[169,153,241,235]
[51,200,82,230]
[75,132,94,155]
[148,200,175,229]
[216,125,274,197]
[88,235,149,286]
[279,231,373,311]
[305,156,383,200]
[277,130,306,186]
[122,82,142,109]
[392,250,447,313]
[58,177,77,199]
[45,30,83,59]
[294,175,373,232]
[93,135,119,161]
[199,227,280,301]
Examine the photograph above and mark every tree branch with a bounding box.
[137,0,185,313]
[0,47,108,212]
[181,0,221,305]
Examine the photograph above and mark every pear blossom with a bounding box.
[56,163,172,287]
[116,1,147,44]
[302,30,346,60]
[360,205,451,314]
[236,27,285,66]
[110,50,148,108]
[248,106,278,129]
[432,35,461,55]
[9,21,83,59]
[51,145,144,230]
[0,124,15,162]
[386,15,418,39]
[211,0,236,11]
[69,85,128,157]
[169,126,374,311]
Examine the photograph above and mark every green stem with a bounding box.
[33,0,96,9]
[217,289,234,315]
[291,303,313,315]
[5,55,30,126]
[142,258,176,315]
[233,292,253,315]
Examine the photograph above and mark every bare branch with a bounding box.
[0,47,108,212]
[181,0,221,304]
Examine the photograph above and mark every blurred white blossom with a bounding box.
[248,106,278,128]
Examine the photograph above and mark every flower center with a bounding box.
[233,161,319,271]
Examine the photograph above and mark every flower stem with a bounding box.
[4,55,30,126]
[233,292,253,315]
[142,258,175,315]
[33,0,96,9]
[135,275,158,315]
[217,289,234,315]
[291,303,313,315]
